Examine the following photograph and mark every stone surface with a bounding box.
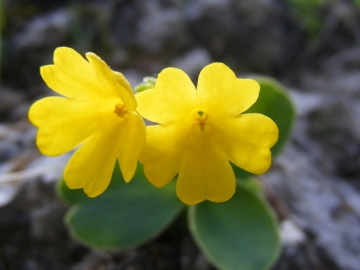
[265,87,360,270]
[171,48,212,79]
[1,0,360,268]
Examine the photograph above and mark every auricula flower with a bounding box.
[136,63,278,205]
[29,47,146,197]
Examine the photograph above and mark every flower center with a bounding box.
[195,110,208,131]
[114,101,128,118]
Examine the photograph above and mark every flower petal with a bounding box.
[86,53,136,110]
[177,147,236,205]
[113,71,136,100]
[64,122,123,197]
[139,124,184,187]
[40,47,106,100]
[197,63,259,116]
[117,112,146,182]
[220,113,279,174]
[136,67,197,124]
[28,97,97,156]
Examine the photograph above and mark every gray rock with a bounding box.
[0,87,25,114]
[121,69,144,91]
[184,0,298,73]
[288,90,323,118]
[280,219,306,247]
[263,85,360,269]
[0,123,25,163]
[184,0,234,55]
[136,1,184,54]
[14,10,71,51]
[0,140,20,162]
[266,141,360,270]
[0,183,17,207]
[171,48,212,79]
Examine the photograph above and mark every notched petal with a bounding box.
[218,113,278,174]
[113,71,134,98]
[139,125,184,188]
[64,128,121,197]
[117,112,146,183]
[41,47,103,100]
[136,67,196,124]
[28,97,97,156]
[197,63,260,115]
[86,52,136,110]
[176,148,236,205]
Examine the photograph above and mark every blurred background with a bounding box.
[1,0,360,269]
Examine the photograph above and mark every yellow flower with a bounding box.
[136,63,278,205]
[29,47,146,197]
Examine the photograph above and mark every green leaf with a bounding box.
[188,183,280,270]
[135,76,157,93]
[247,76,295,156]
[57,176,90,205]
[241,177,264,194]
[234,76,295,180]
[59,163,185,249]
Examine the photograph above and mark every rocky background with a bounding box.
[1,0,360,269]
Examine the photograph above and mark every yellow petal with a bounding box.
[117,112,146,182]
[41,47,105,100]
[136,67,197,124]
[176,147,236,205]
[113,71,135,99]
[28,97,97,156]
[221,113,279,174]
[139,124,184,187]
[86,53,136,110]
[64,122,124,197]
[197,63,260,116]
